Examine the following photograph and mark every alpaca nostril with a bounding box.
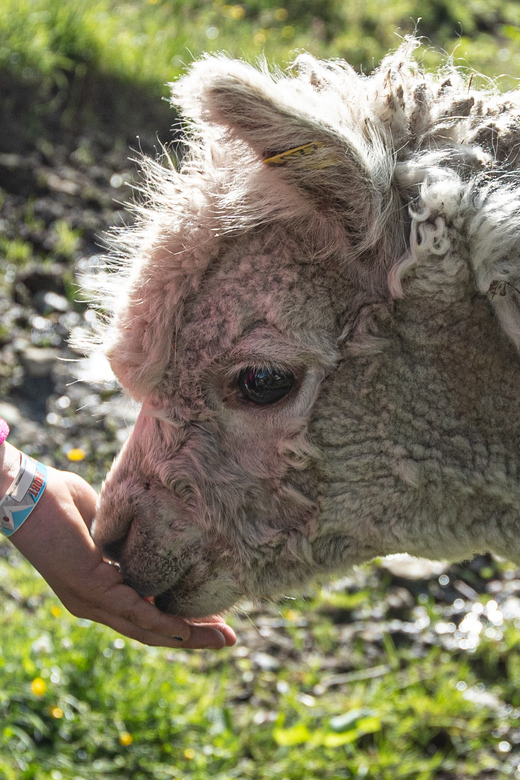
[102,537,127,563]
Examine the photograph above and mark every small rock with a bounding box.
[462,687,501,710]
[386,586,415,613]
[34,291,69,313]
[252,652,280,671]
[19,347,58,377]
[41,169,80,196]
[0,401,22,426]
[381,554,449,580]
[501,596,520,620]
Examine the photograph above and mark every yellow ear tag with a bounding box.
[263,142,340,170]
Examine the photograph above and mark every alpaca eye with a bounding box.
[237,367,295,405]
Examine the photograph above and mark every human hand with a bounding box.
[2,444,236,649]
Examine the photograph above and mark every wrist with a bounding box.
[1,447,48,538]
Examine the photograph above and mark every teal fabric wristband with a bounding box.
[0,454,47,537]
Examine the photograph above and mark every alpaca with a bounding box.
[85,39,520,618]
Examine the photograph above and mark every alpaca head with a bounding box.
[88,43,520,617]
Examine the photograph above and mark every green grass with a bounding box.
[2,540,520,779]
[3,0,520,99]
[4,0,520,152]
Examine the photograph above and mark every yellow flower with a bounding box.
[67,448,85,462]
[51,605,62,618]
[31,677,47,697]
[184,748,195,760]
[119,732,133,746]
[284,609,299,621]
[50,707,64,719]
[229,4,245,19]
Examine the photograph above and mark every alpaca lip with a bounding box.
[153,587,184,615]
[153,578,203,617]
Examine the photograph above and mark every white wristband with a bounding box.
[0,453,47,537]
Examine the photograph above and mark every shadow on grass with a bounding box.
[0,64,176,157]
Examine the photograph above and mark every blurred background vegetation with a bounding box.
[2,0,520,149]
[3,2,520,779]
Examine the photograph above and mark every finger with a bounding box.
[96,585,237,647]
[120,596,237,645]
[185,621,237,645]
[122,597,237,646]
[104,586,192,641]
[93,611,230,649]
[78,562,237,645]
[186,615,226,626]
[141,597,235,637]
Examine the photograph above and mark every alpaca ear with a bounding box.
[171,57,384,245]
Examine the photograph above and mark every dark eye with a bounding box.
[237,366,296,405]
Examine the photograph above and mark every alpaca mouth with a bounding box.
[141,586,186,613]
[151,571,243,619]
[153,586,188,615]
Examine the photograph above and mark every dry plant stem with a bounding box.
[0,442,236,650]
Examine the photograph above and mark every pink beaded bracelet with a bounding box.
[0,418,9,446]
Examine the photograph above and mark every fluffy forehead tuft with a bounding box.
[77,37,518,400]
